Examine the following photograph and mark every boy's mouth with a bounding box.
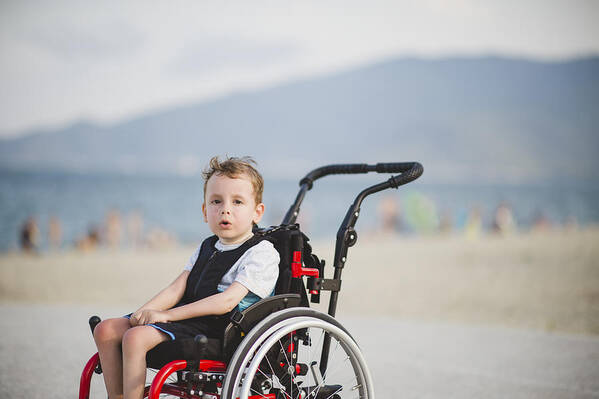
[219,220,232,228]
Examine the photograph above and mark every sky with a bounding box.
[0,0,598,138]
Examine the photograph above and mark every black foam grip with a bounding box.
[388,162,424,188]
[309,164,370,179]
[300,164,370,188]
[375,162,418,174]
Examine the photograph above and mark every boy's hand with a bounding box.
[129,310,143,326]
[135,309,170,325]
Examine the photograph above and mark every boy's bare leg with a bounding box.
[122,326,169,399]
[93,318,131,399]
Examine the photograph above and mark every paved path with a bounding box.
[342,316,599,398]
[1,304,598,398]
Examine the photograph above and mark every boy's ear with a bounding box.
[253,203,265,224]
[202,203,208,223]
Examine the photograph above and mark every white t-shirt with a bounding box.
[183,239,280,309]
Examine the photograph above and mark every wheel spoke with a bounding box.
[312,338,341,398]
[277,337,302,395]
[309,328,326,389]
[313,338,356,399]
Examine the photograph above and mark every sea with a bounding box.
[1,170,598,252]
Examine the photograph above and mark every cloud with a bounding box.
[15,22,145,62]
[168,35,303,75]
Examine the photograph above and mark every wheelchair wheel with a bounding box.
[222,308,374,399]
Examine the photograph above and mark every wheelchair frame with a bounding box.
[79,162,423,399]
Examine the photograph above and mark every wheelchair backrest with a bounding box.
[255,224,317,306]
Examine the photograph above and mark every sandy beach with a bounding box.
[1,229,599,398]
[2,228,598,335]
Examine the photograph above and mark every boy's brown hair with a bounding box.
[202,156,264,204]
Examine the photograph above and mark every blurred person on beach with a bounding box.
[404,192,439,234]
[92,156,279,399]
[19,216,39,253]
[438,208,453,235]
[48,216,62,250]
[105,209,123,249]
[531,209,552,233]
[492,201,517,235]
[464,206,483,239]
[76,225,101,252]
[377,195,401,234]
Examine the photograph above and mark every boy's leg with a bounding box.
[122,326,169,399]
[93,317,131,399]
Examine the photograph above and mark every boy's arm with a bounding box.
[129,271,189,326]
[134,282,249,325]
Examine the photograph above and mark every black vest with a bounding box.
[179,234,266,306]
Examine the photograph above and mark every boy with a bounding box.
[93,156,279,399]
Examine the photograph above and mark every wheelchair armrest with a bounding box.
[233,294,302,332]
[222,294,302,359]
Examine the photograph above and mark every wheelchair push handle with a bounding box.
[299,162,423,189]
[386,162,424,188]
[299,164,369,188]
[283,161,423,225]
[376,161,423,175]
[332,161,423,272]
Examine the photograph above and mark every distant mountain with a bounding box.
[1,56,598,184]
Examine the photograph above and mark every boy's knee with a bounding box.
[122,326,156,354]
[93,319,111,343]
[93,318,128,344]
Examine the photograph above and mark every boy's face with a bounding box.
[202,173,264,245]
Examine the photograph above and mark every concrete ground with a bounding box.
[342,315,599,398]
[1,303,598,398]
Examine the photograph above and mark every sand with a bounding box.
[1,227,598,335]
[1,230,599,398]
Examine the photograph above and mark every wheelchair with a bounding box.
[79,162,423,399]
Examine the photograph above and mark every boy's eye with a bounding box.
[211,199,221,204]
[234,199,243,205]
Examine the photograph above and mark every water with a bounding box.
[1,170,598,252]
